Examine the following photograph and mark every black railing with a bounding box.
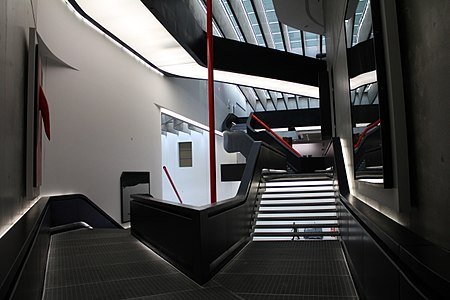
[130,141,286,284]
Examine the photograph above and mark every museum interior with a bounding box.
[0,0,449,299]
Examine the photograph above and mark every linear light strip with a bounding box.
[62,0,164,76]
[0,196,41,240]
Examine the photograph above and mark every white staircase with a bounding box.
[253,172,340,241]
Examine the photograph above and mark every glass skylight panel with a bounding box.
[195,0,223,37]
[241,0,266,46]
[261,0,285,51]
[353,0,369,45]
[287,27,302,54]
[321,35,326,54]
[219,0,245,42]
[304,32,320,57]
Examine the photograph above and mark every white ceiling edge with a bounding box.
[349,70,377,90]
[71,0,319,97]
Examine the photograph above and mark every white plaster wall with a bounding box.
[162,131,240,206]
[36,0,245,222]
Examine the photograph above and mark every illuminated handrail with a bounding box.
[162,166,183,204]
[354,118,381,150]
[251,114,302,157]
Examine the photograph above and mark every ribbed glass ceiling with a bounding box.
[195,0,325,112]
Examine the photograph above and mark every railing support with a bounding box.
[162,166,183,204]
[207,0,217,204]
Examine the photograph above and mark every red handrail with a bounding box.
[354,118,381,150]
[162,166,183,204]
[251,114,302,157]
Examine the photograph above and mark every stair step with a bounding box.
[253,231,340,237]
[254,223,339,229]
[262,189,335,194]
[264,183,334,188]
[258,208,337,214]
[262,195,337,201]
[257,215,339,221]
[260,201,336,207]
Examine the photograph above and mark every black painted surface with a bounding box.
[120,172,150,223]
[247,119,333,173]
[131,142,286,284]
[254,109,321,129]
[49,194,122,229]
[11,206,51,300]
[221,164,246,182]
[0,198,49,300]
[319,70,333,139]
[347,38,376,78]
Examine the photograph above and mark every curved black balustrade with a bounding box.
[130,141,286,284]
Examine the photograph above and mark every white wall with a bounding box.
[162,131,240,206]
[36,0,246,222]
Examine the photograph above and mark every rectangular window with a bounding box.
[179,142,192,167]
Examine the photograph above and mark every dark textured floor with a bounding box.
[43,229,357,299]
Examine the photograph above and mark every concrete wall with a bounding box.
[35,0,246,223]
[397,0,450,249]
[324,0,449,249]
[323,0,409,224]
[0,0,36,236]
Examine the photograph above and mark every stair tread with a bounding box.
[257,215,339,221]
[258,208,338,214]
[253,231,340,237]
[264,184,334,188]
[261,195,337,200]
[255,224,339,229]
[262,190,336,195]
[260,202,336,207]
[263,176,333,182]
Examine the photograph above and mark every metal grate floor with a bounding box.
[43,230,357,299]
[43,229,240,300]
[212,240,358,299]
